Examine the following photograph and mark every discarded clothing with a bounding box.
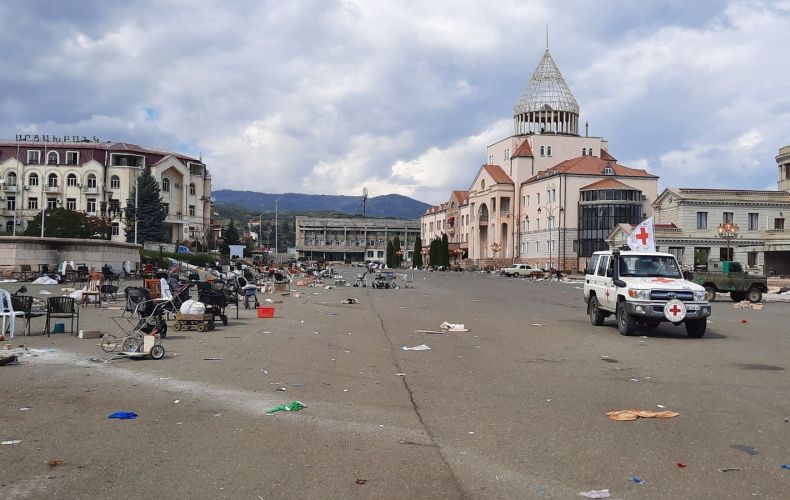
[108,411,138,420]
[401,344,431,351]
[579,490,611,499]
[266,401,306,414]
[606,409,679,421]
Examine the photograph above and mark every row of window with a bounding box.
[24,150,81,165]
[696,211,784,231]
[5,196,198,217]
[580,189,641,202]
[519,240,557,254]
[4,171,106,188]
[521,216,555,232]
[521,190,554,207]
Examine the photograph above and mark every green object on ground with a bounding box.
[266,401,306,414]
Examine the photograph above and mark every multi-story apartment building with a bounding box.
[0,139,212,244]
[295,216,421,263]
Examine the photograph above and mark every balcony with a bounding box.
[763,228,790,241]
[478,215,489,226]
[499,210,512,219]
[83,185,99,194]
[44,185,61,193]
[165,214,184,222]
[2,184,18,192]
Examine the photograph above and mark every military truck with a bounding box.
[692,260,767,303]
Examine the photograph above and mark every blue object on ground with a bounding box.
[108,411,138,420]
[53,323,65,333]
[629,476,643,484]
[781,464,790,470]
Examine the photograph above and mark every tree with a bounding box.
[429,238,439,266]
[386,240,394,268]
[221,219,240,255]
[440,233,450,267]
[125,168,166,244]
[24,208,111,239]
[412,237,423,268]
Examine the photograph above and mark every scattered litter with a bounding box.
[2,440,22,445]
[468,431,475,435]
[440,321,469,332]
[740,320,748,324]
[606,409,679,421]
[628,476,643,484]
[531,323,547,327]
[656,404,665,409]
[48,459,64,468]
[396,373,406,376]
[19,407,31,411]
[108,411,137,420]
[781,464,790,470]
[356,479,367,485]
[173,400,180,404]
[718,467,742,473]
[265,401,306,414]
[677,463,686,468]
[275,387,287,392]
[629,378,640,382]
[734,301,764,310]
[579,489,611,499]
[401,344,431,351]
[203,357,222,361]
[415,329,446,334]
[731,444,758,455]
[343,298,359,304]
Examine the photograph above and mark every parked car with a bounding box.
[176,245,194,254]
[500,263,541,277]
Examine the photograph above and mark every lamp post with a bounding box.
[274,196,282,263]
[537,204,564,271]
[717,222,739,262]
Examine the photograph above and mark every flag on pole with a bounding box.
[627,217,656,252]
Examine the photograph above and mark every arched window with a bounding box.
[47,151,59,165]
[110,175,120,189]
[480,179,485,190]
[67,173,78,187]
[5,220,14,234]
[547,146,552,156]
[86,174,97,188]
[540,146,545,157]
[162,177,170,192]
[582,148,587,156]
[189,183,195,196]
[602,164,615,175]
[6,172,17,186]
[47,173,59,187]
[28,173,39,186]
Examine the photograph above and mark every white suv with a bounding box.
[583,249,711,337]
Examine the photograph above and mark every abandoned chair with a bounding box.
[82,272,102,307]
[1,289,26,339]
[10,295,45,336]
[45,296,79,337]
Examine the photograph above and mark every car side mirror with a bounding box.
[613,278,626,288]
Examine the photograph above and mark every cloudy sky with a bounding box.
[2,0,789,204]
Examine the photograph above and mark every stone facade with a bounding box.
[0,236,141,274]
[296,217,421,263]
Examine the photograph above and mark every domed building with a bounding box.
[421,47,659,271]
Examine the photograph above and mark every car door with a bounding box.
[586,255,604,307]
[597,256,616,311]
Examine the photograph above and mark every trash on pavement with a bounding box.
[355,479,367,485]
[629,476,643,484]
[108,411,138,420]
[48,459,64,467]
[677,463,687,468]
[440,321,468,331]
[401,344,431,351]
[718,467,742,472]
[780,464,790,470]
[606,409,679,421]
[2,440,22,445]
[579,489,611,499]
[265,401,306,414]
[734,301,764,310]
[343,298,359,304]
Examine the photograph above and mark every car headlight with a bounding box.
[693,290,706,301]
[627,289,651,300]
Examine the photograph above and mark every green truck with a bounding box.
[692,260,767,303]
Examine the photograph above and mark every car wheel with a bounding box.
[685,318,707,338]
[617,301,636,336]
[589,296,605,326]
[704,285,716,302]
[730,291,746,302]
[747,287,762,303]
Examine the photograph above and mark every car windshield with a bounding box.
[619,255,682,278]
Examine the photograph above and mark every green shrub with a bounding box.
[140,249,217,269]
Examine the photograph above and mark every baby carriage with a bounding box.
[372,272,398,289]
[101,287,167,359]
[198,282,230,326]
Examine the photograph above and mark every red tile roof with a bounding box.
[599,149,617,161]
[525,156,656,183]
[482,164,514,184]
[579,178,636,190]
[511,140,533,158]
[451,190,469,205]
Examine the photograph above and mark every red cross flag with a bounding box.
[627,217,656,252]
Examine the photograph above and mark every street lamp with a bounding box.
[717,222,739,262]
[274,196,283,263]
[537,204,564,271]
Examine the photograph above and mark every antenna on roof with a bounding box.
[356,187,369,217]
[546,24,549,50]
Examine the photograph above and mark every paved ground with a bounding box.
[1,270,789,499]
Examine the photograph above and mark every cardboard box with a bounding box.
[78,330,102,339]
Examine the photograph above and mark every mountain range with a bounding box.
[212,190,430,219]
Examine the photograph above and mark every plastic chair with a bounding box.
[45,296,79,337]
[1,289,26,339]
[82,272,102,307]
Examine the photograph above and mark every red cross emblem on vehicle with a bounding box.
[669,304,681,317]
[636,227,650,245]
[605,288,610,299]
[652,278,675,283]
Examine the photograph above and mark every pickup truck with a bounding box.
[692,261,767,303]
[584,249,711,337]
[500,263,541,277]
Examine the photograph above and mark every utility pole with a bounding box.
[274,197,282,263]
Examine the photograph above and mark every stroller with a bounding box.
[198,282,230,326]
[101,287,167,359]
[372,272,398,289]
